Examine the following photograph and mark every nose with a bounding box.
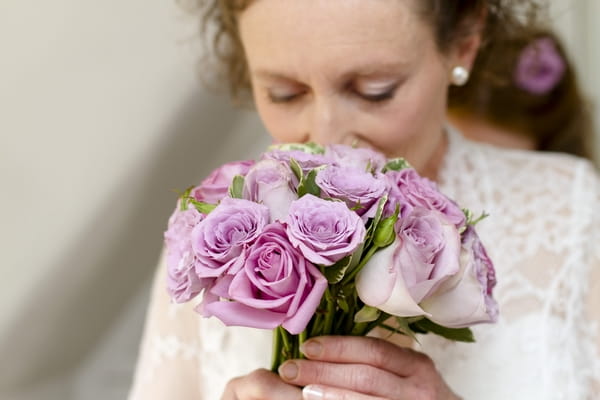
[304,96,347,145]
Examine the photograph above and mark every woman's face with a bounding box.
[239,0,465,173]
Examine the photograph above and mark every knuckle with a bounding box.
[368,338,394,368]
[240,369,273,399]
[247,368,269,381]
[416,351,435,368]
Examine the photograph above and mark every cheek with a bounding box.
[253,96,303,143]
[364,78,447,152]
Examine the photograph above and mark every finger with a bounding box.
[299,335,430,377]
[302,384,386,400]
[222,368,302,400]
[279,360,407,399]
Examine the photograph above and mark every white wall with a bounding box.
[0,0,268,398]
[549,0,600,160]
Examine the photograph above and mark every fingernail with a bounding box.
[303,385,324,400]
[300,340,322,357]
[278,361,298,380]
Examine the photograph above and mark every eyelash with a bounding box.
[267,92,303,104]
[266,85,398,104]
[359,88,396,102]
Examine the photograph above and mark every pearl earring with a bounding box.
[451,66,470,86]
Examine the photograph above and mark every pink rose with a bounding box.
[324,144,387,172]
[164,206,209,303]
[201,223,327,334]
[262,150,336,176]
[191,198,269,278]
[192,160,254,204]
[315,166,387,220]
[420,226,499,328]
[355,208,461,317]
[242,159,298,223]
[285,194,366,266]
[385,169,466,228]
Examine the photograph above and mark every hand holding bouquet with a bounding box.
[164,143,498,370]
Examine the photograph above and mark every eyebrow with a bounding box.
[252,61,408,83]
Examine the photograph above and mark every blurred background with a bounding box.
[0,1,598,399]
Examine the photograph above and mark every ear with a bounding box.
[447,11,486,72]
[450,32,482,71]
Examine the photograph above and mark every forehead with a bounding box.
[238,0,434,77]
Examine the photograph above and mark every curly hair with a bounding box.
[449,29,595,161]
[181,0,545,102]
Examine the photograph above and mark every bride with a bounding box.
[129,1,600,398]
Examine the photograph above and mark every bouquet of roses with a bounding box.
[164,142,498,371]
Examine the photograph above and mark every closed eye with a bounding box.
[358,89,396,102]
[353,81,400,103]
[267,91,305,103]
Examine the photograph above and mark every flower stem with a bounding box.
[341,246,378,286]
[323,288,336,334]
[270,327,282,372]
[280,326,292,358]
[299,330,307,359]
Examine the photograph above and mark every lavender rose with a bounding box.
[286,194,366,266]
[262,149,336,175]
[324,144,386,172]
[243,159,298,222]
[192,160,254,204]
[316,166,387,219]
[164,206,208,303]
[356,208,461,317]
[191,197,269,278]
[420,226,499,328]
[201,223,327,334]
[385,168,466,227]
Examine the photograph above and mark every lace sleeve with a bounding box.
[582,163,600,393]
[128,250,203,400]
[428,133,600,399]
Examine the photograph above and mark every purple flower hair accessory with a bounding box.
[514,37,566,95]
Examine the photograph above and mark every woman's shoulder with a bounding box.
[467,136,598,196]
[444,131,599,243]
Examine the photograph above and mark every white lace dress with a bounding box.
[128,128,600,400]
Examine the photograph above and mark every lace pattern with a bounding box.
[128,128,600,400]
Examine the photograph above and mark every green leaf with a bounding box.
[347,241,365,271]
[289,158,303,182]
[383,157,411,172]
[189,199,217,214]
[392,317,420,342]
[463,208,489,226]
[323,256,351,284]
[412,319,475,343]
[354,305,381,323]
[297,169,321,197]
[268,142,325,154]
[337,295,350,313]
[371,195,388,229]
[228,175,245,199]
[350,200,363,212]
[178,186,194,211]
[365,195,388,245]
